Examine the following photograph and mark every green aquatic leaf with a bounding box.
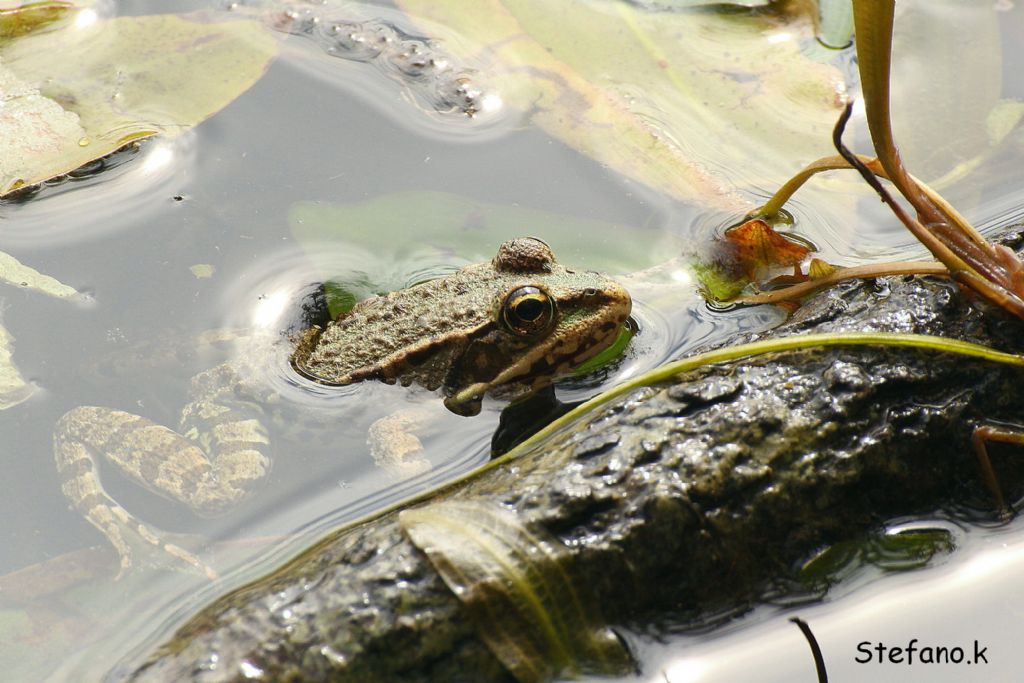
[395,0,845,210]
[400,500,632,683]
[799,526,956,592]
[189,264,215,279]
[631,1,772,8]
[290,191,685,273]
[0,250,79,299]
[0,251,79,409]
[986,100,1024,147]
[0,11,277,196]
[0,1,75,39]
[291,191,684,316]
[290,190,684,302]
[0,320,33,410]
[887,0,1014,185]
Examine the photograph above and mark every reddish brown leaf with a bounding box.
[719,218,813,281]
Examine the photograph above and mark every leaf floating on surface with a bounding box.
[290,190,685,317]
[631,0,772,7]
[0,12,277,196]
[695,218,814,300]
[400,500,632,683]
[0,1,74,39]
[0,250,79,299]
[721,219,813,278]
[396,0,845,209]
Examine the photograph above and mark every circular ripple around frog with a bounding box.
[212,242,486,412]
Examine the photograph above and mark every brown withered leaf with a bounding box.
[695,218,815,301]
[719,218,813,281]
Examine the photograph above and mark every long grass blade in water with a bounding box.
[399,501,632,682]
[509,332,1024,460]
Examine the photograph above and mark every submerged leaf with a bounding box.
[400,500,632,682]
[290,191,680,275]
[0,320,33,410]
[0,12,277,195]
[0,251,79,409]
[887,0,1013,185]
[189,264,215,279]
[396,0,845,209]
[986,100,1024,147]
[291,190,683,316]
[800,526,956,592]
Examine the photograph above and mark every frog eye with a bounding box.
[501,286,555,335]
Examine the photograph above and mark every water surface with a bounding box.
[2,1,1023,681]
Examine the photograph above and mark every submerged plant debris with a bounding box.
[395,0,846,209]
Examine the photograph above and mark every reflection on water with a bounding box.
[609,523,1024,683]
[1,1,1023,681]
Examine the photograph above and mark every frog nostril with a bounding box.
[584,288,597,296]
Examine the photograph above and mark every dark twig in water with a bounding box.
[789,617,828,683]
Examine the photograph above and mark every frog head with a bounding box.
[440,237,631,416]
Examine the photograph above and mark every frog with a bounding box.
[53,237,632,578]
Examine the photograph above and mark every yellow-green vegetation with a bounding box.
[396,0,844,209]
[400,501,632,682]
[0,7,277,195]
[0,250,80,410]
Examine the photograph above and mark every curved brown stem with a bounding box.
[736,260,948,306]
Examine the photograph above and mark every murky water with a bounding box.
[2,1,1024,681]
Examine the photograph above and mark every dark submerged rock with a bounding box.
[128,246,1024,682]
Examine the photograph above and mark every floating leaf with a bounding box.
[722,219,813,276]
[0,250,79,298]
[400,500,632,682]
[0,1,74,39]
[0,11,277,195]
[396,0,845,209]
[633,0,771,7]
[290,191,679,275]
[807,257,837,279]
[189,264,215,279]
[695,218,814,300]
